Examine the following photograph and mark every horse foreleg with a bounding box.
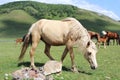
[44,43,54,60]
[97,41,100,48]
[104,42,106,48]
[116,39,119,45]
[107,39,110,45]
[61,47,69,62]
[15,42,18,45]
[68,47,78,72]
[113,39,115,45]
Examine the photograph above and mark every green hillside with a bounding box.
[0,1,120,38]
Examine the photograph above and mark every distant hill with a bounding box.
[0,1,120,38]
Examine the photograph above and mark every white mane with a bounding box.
[63,17,91,52]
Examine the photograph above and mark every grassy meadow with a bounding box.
[0,38,120,80]
[0,1,120,80]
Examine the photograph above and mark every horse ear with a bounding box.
[86,41,90,48]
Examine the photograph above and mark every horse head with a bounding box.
[84,40,98,70]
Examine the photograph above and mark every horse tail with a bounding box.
[19,33,32,61]
[18,24,35,61]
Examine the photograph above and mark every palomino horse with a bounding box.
[102,31,120,45]
[19,18,98,72]
[88,31,100,41]
[97,36,108,48]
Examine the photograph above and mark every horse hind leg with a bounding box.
[44,43,54,60]
[116,39,119,45]
[30,35,40,69]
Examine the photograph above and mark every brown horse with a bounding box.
[19,18,98,72]
[97,36,108,48]
[15,35,26,45]
[88,31,100,41]
[103,31,120,45]
[15,38,23,45]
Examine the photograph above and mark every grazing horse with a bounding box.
[103,31,119,45]
[19,18,98,72]
[15,35,26,45]
[15,38,23,45]
[97,36,108,48]
[88,31,100,41]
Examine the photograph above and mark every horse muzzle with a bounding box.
[91,66,96,70]
[90,65,97,70]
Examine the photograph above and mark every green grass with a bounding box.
[0,38,120,80]
[0,1,120,80]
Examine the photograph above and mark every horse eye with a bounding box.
[88,52,91,55]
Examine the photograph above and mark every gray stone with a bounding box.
[12,60,62,80]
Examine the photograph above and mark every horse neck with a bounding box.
[69,20,90,51]
[77,32,90,53]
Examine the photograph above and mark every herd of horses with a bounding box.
[16,30,120,48]
[15,17,119,72]
[88,30,120,48]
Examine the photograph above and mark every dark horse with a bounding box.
[104,31,120,45]
[88,31,100,41]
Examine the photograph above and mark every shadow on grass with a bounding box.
[17,61,44,67]
[18,62,92,75]
[62,66,92,75]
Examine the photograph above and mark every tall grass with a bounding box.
[0,38,120,80]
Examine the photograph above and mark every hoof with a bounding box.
[56,71,62,76]
[30,65,37,70]
[71,67,78,73]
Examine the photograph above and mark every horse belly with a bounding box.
[41,23,69,46]
[42,35,65,46]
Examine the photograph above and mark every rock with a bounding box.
[43,60,62,75]
[12,67,50,80]
[12,60,62,80]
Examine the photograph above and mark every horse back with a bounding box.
[107,31,119,38]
